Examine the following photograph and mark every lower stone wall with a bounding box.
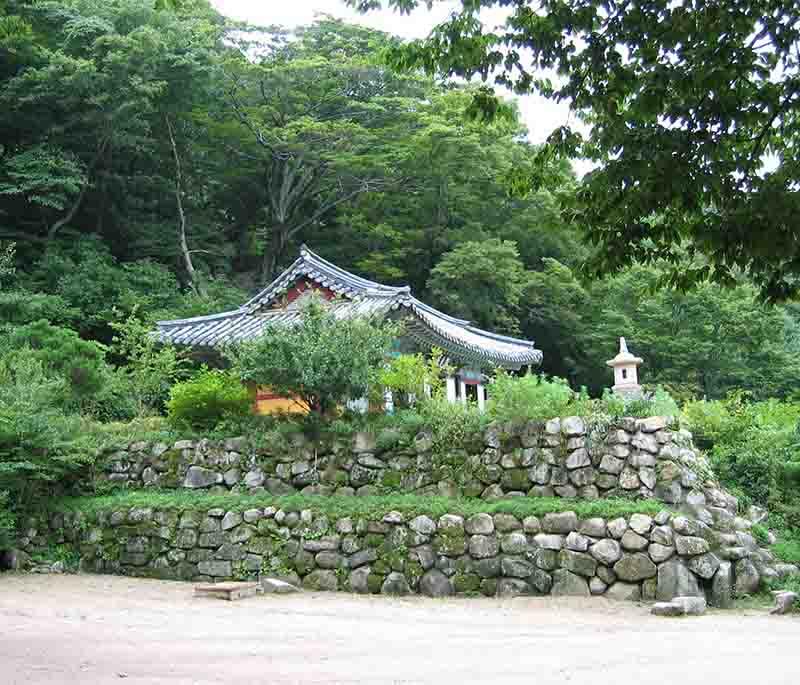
[20,502,790,603]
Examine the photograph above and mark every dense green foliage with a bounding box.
[351,0,800,302]
[167,369,252,430]
[56,491,667,521]
[229,299,397,414]
[0,490,14,549]
[684,393,800,562]
[0,348,95,517]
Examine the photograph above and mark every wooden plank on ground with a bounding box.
[194,582,259,601]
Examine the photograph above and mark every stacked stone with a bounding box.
[99,416,709,506]
[20,504,794,602]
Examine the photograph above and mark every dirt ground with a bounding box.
[1,574,798,685]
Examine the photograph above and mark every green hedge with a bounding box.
[55,491,668,522]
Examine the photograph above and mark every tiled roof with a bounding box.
[156,246,543,368]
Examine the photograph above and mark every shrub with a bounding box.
[0,491,15,549]
[487,372,574,422]
[418,396,488,454]
[111,313,189,416]
[229,297,397,415]
[597,386,680,419]
[5,320,110,410]
[378,348,450,406]
[167,369,252,430]
[0,348,95,519]
[683,393,800,514]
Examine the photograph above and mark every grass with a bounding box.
[773,541,800,565]
[54,490,669,521]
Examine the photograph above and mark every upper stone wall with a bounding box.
[101,416,720,509]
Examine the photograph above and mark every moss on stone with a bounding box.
[379,471,402,490]
[405,560,423,587]
[366,572,385,594]
[501,468,531,491]
[480,578,498,596]
[372,558,391,575]
[364,533,385,548]
[433,528,467,556]
[454,573,481,593]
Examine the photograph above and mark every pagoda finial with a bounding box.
[619,336,629,354]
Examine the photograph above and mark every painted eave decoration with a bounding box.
[155,246,543,369]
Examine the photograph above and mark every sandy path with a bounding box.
[0,573,797,684]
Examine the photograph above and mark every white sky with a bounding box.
[212,0,589,172]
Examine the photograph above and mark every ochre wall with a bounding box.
[248,384,309,416]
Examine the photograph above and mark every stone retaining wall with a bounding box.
[19,501,793,603]
[101,416,710,506]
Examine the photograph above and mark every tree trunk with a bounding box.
[166,114,206,298]
[48,139,108,240]
[261,223,288,282]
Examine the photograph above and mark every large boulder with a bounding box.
[551,569,590,597]
[183,466,220,489]
[464,513,494,535]
[614,553,657,582]
[559,550,597,577]
[542,511,579,534]
[675,536,710,556]
[590,539,622,566]
[687,553,721,580]
[348,567,372,594]
[605,582,641,602]
[734,559,761,596]
[419,569,454,598]
[710,561,733,608]
[303,569,339,591]
[381,572,410,596]
[656,560,702,601]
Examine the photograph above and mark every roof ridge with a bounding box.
[300,245,409,294]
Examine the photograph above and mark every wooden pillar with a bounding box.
[477,383,486,412]
[459,379,468,404]
[446,376,457,403]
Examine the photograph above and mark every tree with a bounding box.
[350,0,800,301]
[427,239,528,334]
[229,298,397,415]
[111,314,189,416]
[222,18,423,280]
[5,320,110,410]
[0,0,226,290]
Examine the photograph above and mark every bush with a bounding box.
[418,396,488,454]
[5,320,110,411]
[0,491,15,549]
[378,348,450,406]
[487,372,574,422]
[167,369,252,430]
[0,348,95,519]
[111,313,189,416]
[229,298,397,415]
[683,393,800,522]
[597,386,680,419]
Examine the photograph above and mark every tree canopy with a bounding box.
[349,0,800,301]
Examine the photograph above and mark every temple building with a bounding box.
[156,246,542,413]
